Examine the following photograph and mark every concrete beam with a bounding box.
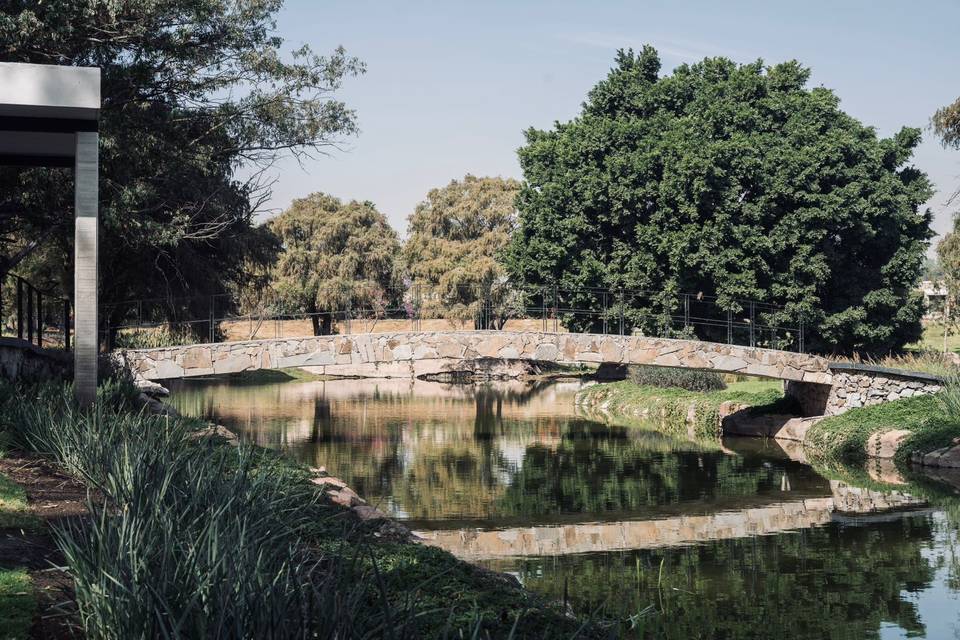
[73,131,98,405]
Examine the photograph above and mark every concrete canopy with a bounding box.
[0,62,101,403]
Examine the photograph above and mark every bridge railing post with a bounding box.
[749,301,755,348]
[683,293,689,334]
[416,284,421,332]
[209,296,215,343]
[346,297,352,335]
[26,282,33,345]
[16,278,23,340]
[798,318,805,353]
[541,287,547,332]
[602,291,608,335]
[36,290,43,347]
[727,308,733,345]
[618,289,624,336]
[553,286,558,333]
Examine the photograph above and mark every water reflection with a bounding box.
[168,377,829,527]
[167,376,960,638]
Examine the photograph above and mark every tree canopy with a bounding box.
[403,175,520,327]
[0,0,363,323]
[267,193,399,335]
[506,47,933,354]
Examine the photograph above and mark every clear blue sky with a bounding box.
[268,0,960,248]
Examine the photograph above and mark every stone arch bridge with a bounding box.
[120,331,942,416]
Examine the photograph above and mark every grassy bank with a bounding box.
[0,378,600,639]
[805,394,959,467]
[577,378,785,439]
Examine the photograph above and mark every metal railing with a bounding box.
[0,272,72,350]
[100,283,808,353]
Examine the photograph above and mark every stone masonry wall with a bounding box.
[0,337,70,382]
[120,331,941,417]
[121,331,834,384]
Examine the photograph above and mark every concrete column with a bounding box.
[74,131,98,405]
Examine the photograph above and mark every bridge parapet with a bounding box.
[120,330,833,384]
[119,330,941,416]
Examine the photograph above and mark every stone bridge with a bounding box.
[120,331,941,415]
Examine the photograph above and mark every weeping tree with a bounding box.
[267,193,400,335]
[0,1,364,330]
[507,47,934,354]
[402,175,521,328]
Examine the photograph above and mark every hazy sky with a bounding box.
[266,0,960,247]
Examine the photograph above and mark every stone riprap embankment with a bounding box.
[119,331,942,416]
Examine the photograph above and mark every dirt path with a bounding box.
[0,453,93,639]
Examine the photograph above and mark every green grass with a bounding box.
[222,367,325,384]
[578,379,784,438]
[805,394,960,467]
[0,568,35,640]
[906,322,960,354]
[0,473,38,531]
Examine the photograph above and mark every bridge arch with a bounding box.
[123,330,833,385]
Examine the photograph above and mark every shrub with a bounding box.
[627,365,726,392]
[112,324,199,349]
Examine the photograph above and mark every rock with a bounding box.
[187,424,239,445]
[311,476,347,490]
[353,505,388,521]
[865,429,911,460]
[325,486,362,508]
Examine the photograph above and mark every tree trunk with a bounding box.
[321,314,332,335]
[311,313,321,336]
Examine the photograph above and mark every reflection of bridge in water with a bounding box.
[416,481,927,559]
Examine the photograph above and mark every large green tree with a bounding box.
[0,1,363,327]
[403,175,520,328]
[268,193,399,335]
[506,47,933,354]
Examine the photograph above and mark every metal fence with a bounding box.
[101,283,807,353]
[0,272,72,350]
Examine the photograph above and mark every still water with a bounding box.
[168,376,960,639]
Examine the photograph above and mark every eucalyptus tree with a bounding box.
[402,175,521,328]
[933,95,960,346]
[507,47,934,354]
[0,1,364,326]
[268,193,399,335]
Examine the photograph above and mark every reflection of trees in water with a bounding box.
[500,515,938,639]
[492,421,829,518]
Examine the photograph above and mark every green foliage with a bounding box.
[0,568,35,640]
[507,46,933,355]
[806,394,959,466]
[111,325,199,350]
[579,379,783,439]
[937,215,960,325]
[403,175,521,328]
[627,365,726,392]
[0,1,362,318]
[933,96,960,149]
[267,193,400,334]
